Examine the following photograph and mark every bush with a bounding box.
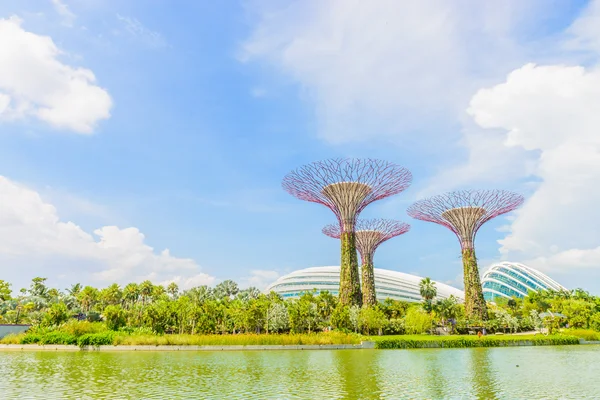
[375,334,580,349]
[21,333,42,344]
[42,303,70,327]
[77,332,115,348]
[384,318,405,335]
[563,328,600,341]
[589,313,600,332]
[404,308,432,334]
[38,331,77,345]
[61,320,107,336]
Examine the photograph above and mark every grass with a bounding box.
[1,331,362,347]
[561,329,600,341]
[113,332,362,346]
[371,334,580,349]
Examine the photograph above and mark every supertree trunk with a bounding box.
[462,248,488,321]
[361,253,377,307]
[339,231,362,306]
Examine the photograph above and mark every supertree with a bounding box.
[407,190,524,320]
[283,159,412,306]
[323,219,410,307]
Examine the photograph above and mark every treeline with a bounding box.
[1,278,599,336]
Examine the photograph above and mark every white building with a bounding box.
[265,266,464,303]
[481,262,566,301]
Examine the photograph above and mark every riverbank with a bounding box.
[0,333,592,351]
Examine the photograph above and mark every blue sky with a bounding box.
[1,0,600,294]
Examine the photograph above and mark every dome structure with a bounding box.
[481,262,566,301]
[265,266,464,303]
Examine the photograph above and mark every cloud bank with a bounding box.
[0,16,111,133]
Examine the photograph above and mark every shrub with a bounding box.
[61,320,107,336]
[384,318,405,335]
[589,313,600,332]
[21,333,42,344]
[38,331,77,345]
[404,308,432,334]
[375,334,580,349]
[563,328,600,341]
[42,303,70,327]
[77,332,115,348]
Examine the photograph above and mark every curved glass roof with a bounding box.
[265,266,465,303]
[481,262,566,301]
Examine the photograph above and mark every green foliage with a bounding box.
[60,320,107,336]
[375,334,580,349]
[404,307,432,334]
[38,331,77,345]
[461,248,488,321]
[339,231,361,306]
[2,276,600,346]
[104,305,127,331]
[77,332,115,347]
[563,329,600,341]
[21,333,43,344]
[358,306,387,335]
[42,303,70,326]
[331,304,351,330]
[0,279,11,301]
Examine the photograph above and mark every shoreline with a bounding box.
[1,339,598,352]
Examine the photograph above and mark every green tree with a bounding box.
[404,307,432,334]
[43,302,69,326]
[214,280,239,300]
[29,277,49,298]
[77,286,99,313]
[167,282,179,299]
[104,304,127,331]
[266,302,289,333]
[419,277,437,314]
[0,280,11,301]
[330,304,351,331]
[100,283,122,307]
[359,306,387,335]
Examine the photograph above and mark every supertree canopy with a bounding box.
[283,158,412,306]
[407,189,524,320]
[323,219,410,306]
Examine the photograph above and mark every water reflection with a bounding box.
[0,346,599,399]
[470,349,499,399]
[334,350,382,399]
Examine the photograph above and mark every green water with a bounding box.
[1,346,598,399]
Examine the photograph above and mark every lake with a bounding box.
[1,346,598,399]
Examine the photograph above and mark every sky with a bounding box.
[1,0,600,294]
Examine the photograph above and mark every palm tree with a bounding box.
[214,280,239,300]
[167,282,179,299]
[122,283,140,309]
[419,277,437,313]
[139,280,154,306]
[66,283,82,296]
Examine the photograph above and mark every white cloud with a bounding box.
[0,16,112,133]
[240,269,280,290]
[0,175,212,287]
[242,0,543,144]
[116,14,166,49]
[50,0,76,27]
[463,63,600,275]
[565,0,600,54]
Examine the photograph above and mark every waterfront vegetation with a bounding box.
[1,277,599,348]
[372,334,580,349]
